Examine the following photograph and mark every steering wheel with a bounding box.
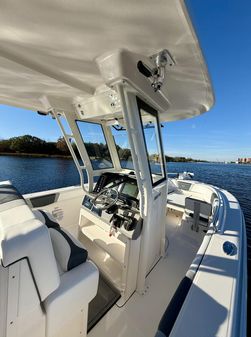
[92,188,119,210]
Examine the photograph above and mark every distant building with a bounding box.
[238,157,251,164]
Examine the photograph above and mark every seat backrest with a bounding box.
[0,181,60,301]
[34,209,88,274]
[185,197,212,232]
[185,197,212,218]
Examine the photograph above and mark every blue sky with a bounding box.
[164,0,251,161]
[0,0,251,161]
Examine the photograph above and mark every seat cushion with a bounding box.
[34,209,60,228]
[0,182,60,301]
[0,182,25,205]
[34,209,88,272]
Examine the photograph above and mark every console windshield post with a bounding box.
[52,108,92,192]
[116,83,163,295]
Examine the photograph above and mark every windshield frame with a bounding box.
[76,119,114,171]
[137,96,167,187]
[111,126,134,171]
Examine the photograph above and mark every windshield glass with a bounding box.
[76,121,113,170]
[111,126,133,170]
[111,109,166,186]
[137,97,166,185]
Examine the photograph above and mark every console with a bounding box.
[78,173,143,304]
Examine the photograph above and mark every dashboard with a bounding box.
[120,182,138,199]
[82,172,142,235]
[94,172,139,205]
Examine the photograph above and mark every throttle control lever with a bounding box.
[109,218,118,237]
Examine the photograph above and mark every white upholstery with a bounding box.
[0,260,47,337]
[167,193,186,208]
[33,209,88,272]
[34,208,59,227]
[0,181,60,301]
[0,181,99,337]
[49,227,87,272]
[34,210,98,337]
[44,261,99,337]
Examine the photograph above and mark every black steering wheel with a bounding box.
[92,188,119,210]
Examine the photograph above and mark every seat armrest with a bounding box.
[44,261,99,337]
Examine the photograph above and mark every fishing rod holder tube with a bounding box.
[96,48,171,112]
[138,49,175,92]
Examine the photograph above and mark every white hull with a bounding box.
[21,180,246,337]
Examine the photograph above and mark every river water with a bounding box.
[0,156,250,318]
[0,156,250,250]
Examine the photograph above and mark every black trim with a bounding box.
[112,124,126,131]
[137,60,152,78]
[136,97,167,187]
[0,184,24,205]
[87,274,121,332]
[29,194,58,208]
[157,232,214,337]
[119,180,139,202]
[131,217,143,240]
[50,227,88,270]
[75,120,114,171]
[158,276,192,337]
[37,209,88,270]
[37,210,60,228]
[37,111,48,116]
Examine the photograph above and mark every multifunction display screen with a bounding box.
[121,182,138,198]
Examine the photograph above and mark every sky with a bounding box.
[0,0,251,161]
[164,0,251,161]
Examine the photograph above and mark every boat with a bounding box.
[0,1,247,336]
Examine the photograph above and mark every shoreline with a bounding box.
[1,153,248,164]
[0,153,204,162]
[0,152,72,159]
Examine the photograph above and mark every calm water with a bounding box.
[0,155,250,236]
[0,156,80,194]
[0,156,251,307]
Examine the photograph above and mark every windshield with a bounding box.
[137,97,166,185]
[111,126,133,170]
[76,121,113,170]
[111,104,166,186]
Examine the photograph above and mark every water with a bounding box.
[0,156,80,194]
[0,156,251,316]
[167,162,251,231]
[0,156,250,241]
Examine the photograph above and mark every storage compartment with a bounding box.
[78,208,141,303]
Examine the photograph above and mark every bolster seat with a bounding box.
[0,181,98,337]
[33,209,99,337]
[34,209,88,273]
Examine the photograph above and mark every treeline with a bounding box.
[0,135,204,162]
[117,148,204,163]
[0,135,116,161]
[0,135,70,156]
[165,155,207,163]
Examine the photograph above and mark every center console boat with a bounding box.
[0,1,247,336]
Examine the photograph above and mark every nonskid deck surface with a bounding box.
[88,213,203,337]
[88,274,121,332]
[40,201,205,336]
